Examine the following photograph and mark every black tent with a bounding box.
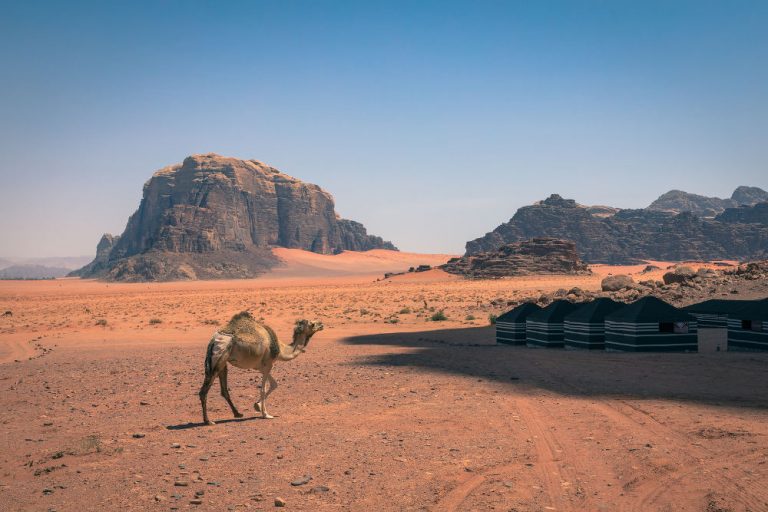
[605,296,697,352]
[496,302,542,345]
[564,298,624,350]
[727,298,768,351]
[526,300,581,348]
[682,299,758,328]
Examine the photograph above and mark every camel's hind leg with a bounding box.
[219,366,243,418]
[199,369,218,426]
[199,337,230,426]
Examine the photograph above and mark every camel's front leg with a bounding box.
[258,373,276,419]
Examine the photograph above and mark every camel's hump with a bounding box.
[219,314,271,345]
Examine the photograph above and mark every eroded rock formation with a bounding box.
[73,154,396,281]
[442,238,590,278]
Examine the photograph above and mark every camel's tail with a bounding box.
[204,338,217,377]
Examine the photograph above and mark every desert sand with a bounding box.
[0,250,766,511]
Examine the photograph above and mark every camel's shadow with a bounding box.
[166,416,260,430]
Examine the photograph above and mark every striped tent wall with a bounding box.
[496,321,527,345]
[605,320,698,352]
[564,320,607,350]
[526,320,566,348]
[688,312,728,329]
[727,318,768,351]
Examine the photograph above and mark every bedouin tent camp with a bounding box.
[604,296,698,352]
[496,302,542,345]
[526,299,581,348]
[564,298,624,350]
[727,298,768,351]
[682,299,757,328]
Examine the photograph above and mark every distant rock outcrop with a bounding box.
[647,186,768,217]
[0,265,71,279]
[442,238,590,278]
[466,193,768,264]
[715,202,768,225]
[731,186,768,206]
[73,154,396,281]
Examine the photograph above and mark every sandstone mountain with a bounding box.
[647,186,768,217]
[72,154,396,281]
[466,193,768,264]
[442,238,590,278]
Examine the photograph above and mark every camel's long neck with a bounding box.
[276,333,308,361]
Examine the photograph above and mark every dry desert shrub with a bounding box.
[429,310,447,322]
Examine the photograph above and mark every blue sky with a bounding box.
[1,1,767,257]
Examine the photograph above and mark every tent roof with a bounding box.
[497,302,541,323]
[729,298,768,320]
[527,299,580,322]
[565,298,624,322]
[605,296,694,323]
[682,299,759,315]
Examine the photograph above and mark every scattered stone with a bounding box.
[190,499,203,505]
[174,481,189,487]
[171,443,181,449]
[132,433,145,439]
[274,497,286,507]
[291,475,312,486]
[154,495,165,502]
[310,486,330,494]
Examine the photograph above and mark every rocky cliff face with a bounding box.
[715,202,768,225]
[466,194,768,264]
[443,238,590,278]
[74,154,396,281]
[647,186,768,217]
[68,234,119,277]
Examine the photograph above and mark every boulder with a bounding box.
[601,274,634,292]
[663,266,696,285]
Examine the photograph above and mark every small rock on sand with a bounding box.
[275,497,286,507]
[291,475,312,486]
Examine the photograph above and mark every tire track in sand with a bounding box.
[435,394,593,512]
[529,359,768,512]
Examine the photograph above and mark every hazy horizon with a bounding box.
[2,1,767,258]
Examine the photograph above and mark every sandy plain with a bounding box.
[0,249,766,511]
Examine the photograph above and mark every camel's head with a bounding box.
[292,319,324,351]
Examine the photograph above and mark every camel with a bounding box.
[199,311,323,425]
